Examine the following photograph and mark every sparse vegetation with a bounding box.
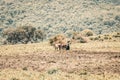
[48,69,58,75]
[113,32,120,38]
[80,29,94,37]
[104,36,109,40]
[94,37,99,40]
[22,67,28,71]
[104,20,116,26]
[89,32,120,42]
[11,78,19,80]
[115,15,120,21]
[72,32,89,43]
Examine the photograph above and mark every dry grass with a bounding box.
[0,42,54,56]
[0,41,119,56]
[0,41,120,80]
[71,41,120,52]
[0,69,120,80]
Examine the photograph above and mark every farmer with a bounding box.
[66,41,70,50]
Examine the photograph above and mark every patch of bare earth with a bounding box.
[0,50,120,75]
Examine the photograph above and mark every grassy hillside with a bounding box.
[0,0,120,38]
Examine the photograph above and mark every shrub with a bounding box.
[80,37,88,43]
[2,27,17,44]
[113,32,120,38]
[72,32,79,39]
[94,37,99,40]
[11,78,19,80]
[117,32,120,35]
[98,35,101,38]
[48,69,58,75]
[34,29,46,42]
[109,37,112,40]
[80,29,94,37]
[49,34,66,45]
[104,36,109,40]
[72,33,88,43]
[89,37,94,40]
[79,71,87,75]
[104,20,116,26]
[23,67,27,71]
[2,26,45,44]
[115,15,120,21]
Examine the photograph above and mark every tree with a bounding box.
[2,26,45,44]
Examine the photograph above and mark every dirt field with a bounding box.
[0,41,120,80]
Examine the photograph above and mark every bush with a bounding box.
[11,78,19,80]
[49,34,66,45]
[2,27,17,44]
[113,32,120,38]
[23,67,28,71]
[104,20,116,26]
[80,37,88,43]
[115,15,120,21]
[104,36,109,40]
[94,37,99,40]
[89,37,94,40]
[98,36,101,38]
[109,37,112,40]
[48,69,58,75]
[72,33,88,43]
[80,29,94,37]
[2,26,45,44]
[34,29,45,42]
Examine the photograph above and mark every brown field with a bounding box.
[0,41,120,80]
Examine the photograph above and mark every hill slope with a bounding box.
[0,0,120,37]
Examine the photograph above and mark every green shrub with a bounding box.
[48,69,58,75]
[113,32,120,38]
[2,26,45,44]
[98,35,101,38]
[79,72,87,75]
[94,37,99,40]
[104,20,116,26]
[104,36,109,40]
[22,67,27,71]
[89,37,94,40]
[117,32,120,35]
[80,38,87,43]
[11,78,19,80]
[115,15,120,21]
[34,29,46,42]
[72,33,88,43]
[109,37,112,40]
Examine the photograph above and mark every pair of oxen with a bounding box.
[54,41,71,51]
